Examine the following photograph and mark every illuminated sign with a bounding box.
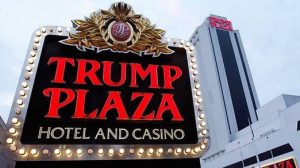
[209,16,233,31]
[5,2,209,161]
[262,157,298,168]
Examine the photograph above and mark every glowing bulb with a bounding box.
[175,148,182,154]
[147,148,154,154]
[36,31,41,37]
[26,66,32,72]
[202,130,208,135]
[157,148,163,154]
[9,128,16,134]
[192,64,197,69]
[54,149,60,155]
[30,51,36,57]
[109,149,114,156]
[16,99,23,106]
[19,149,26,155]
[19,90,26,97]
[77,149,82,155]
[185,148,191,154]
[197,98,203,103]
[87,149,93,154]
[43,149,49,155]
[34,37,39,43]
[186,42,191,47]
[189,46,194,51]
[199,113,205,119]
[194,147,201,153]
[41,27,46,33]
[167,148,173,154]
[193,70,198,76]
[138,148,144,155]
[28,58,34,64]
[200,121,206,127]
[98,149,103,155]
[66,149,72,156]
[200,144,206,150]
[195,84,200,89]
[22,82,28,88]
[57,27,62,32]
[129,149,134,154]
[12,118,19,124]
[119,148,124,155]
[6,138,13,144]
[12,118,19,125]
[191,58,196,63]
[180,40,185,45]
[196,91,201,96]
[31,149,37,155]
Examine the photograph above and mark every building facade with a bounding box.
[190,15,300,168]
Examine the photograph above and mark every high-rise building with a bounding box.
[189,14,260,155]
[190,15,300,168]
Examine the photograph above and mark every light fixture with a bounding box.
[12,117,19,124]
[30,51,36,57]
[200,144,206,150]
[16,99,23,106]
[185,148,191,154]
[157,148,163,154]
[147,148,154,155]
[19,90,26,96]
[129,149,134,154]
[108,149,114,156]
[10,145,17,152]
[175,148,182,154]
[54,149,60,155]
[26,66,32,72]
[119,148,124,155]
[138,148,144,155]
[22,82,28,88]
[167,148,173,154]
[43,149,49,155]
[9,128,16,134]
[87,149,93,154]
[18,149,26,155]
[41,27,46,33]
[195,84,200,89]
[98,149,103,155]
[77,149,82,156]
[66,149,72,156]
[31,149,38,155]
[6,138,13,144]
[36,31,41,37]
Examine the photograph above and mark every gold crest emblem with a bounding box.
[61,2,174,56]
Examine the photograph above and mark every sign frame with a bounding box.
[5,26,209,161]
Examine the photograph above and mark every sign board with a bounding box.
[209,16,233,31]
[262,157,298,168]
[5,2,209,161]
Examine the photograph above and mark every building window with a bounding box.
[243,156,258,167]
[258,151,272,162]
[272,144,294,157]
[223,161,243,168]
[298,121,300,131]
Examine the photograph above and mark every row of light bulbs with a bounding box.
[6,26,209,159]
[8,141,208,158]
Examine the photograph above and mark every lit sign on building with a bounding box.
[209,16,233,31]
[4,2,209,161]
[262,157,298,168]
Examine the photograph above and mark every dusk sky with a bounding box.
[0,0,300,122]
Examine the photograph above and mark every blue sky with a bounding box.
[0,0,300,122]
